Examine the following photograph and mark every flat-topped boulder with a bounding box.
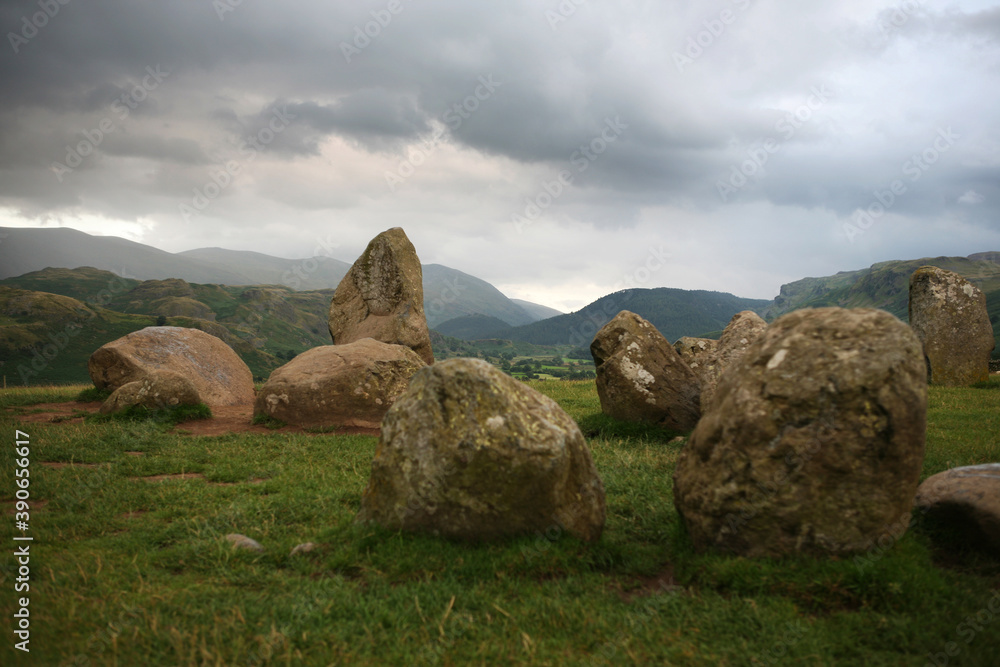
[254,339,426,429]
[590,311,700,431]
[357,358,605,542]
[328,227,434,365]
[674,308,928,557]
[88,326,254,407]
[914,464,1000,557]
[909,265,995,386]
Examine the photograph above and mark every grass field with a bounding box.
[2,379,999,665]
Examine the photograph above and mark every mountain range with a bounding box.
[0,227,560,329]
[1,225,998,386]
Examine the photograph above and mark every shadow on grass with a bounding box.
[86,402,212,426]
[576,412,685,443]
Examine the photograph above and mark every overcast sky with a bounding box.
[2,0,999,311]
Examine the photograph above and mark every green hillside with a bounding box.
[500,288,771,346]
[766,254,1000,357]
[434,313,513,340]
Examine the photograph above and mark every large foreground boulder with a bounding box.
[674,308,927,557]
[328,227,434,365]
[254,339,425,429]
[357,358,605,542]
[698,310,767,409]
[909,266,995,386]
[99,369,202,414]
[590,311,700,431]
[89,326,254,406]
[914,464,1000,557]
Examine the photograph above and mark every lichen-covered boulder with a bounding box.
[909,266,995,386]
[590,311,700,431]
[357,358,605,542]
[99,369,202,414]
[254,339,425,429]
[88,326,254,406]
[914,464,1000,557]
[698,310,768,409]
[673,308,928,557]
[328,227,434,365]
[673,336,718,376]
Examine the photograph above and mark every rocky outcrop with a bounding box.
[590,311,700,431]
[673,308,928,557]
[357,358,605,542]
[328,228,434,365]
[914,464,1000,557]
[698,310,768,409]
[254,339,425,429]
[909,266,995,386]
[88,326,254,406]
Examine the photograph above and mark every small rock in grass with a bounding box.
[289,542,317,556]
[225,533,264,552]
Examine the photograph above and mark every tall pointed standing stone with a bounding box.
[328,228,435,365]
[909,266,994,386]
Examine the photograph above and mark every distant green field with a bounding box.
[2,379,998,665]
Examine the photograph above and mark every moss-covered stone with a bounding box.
[909,265,994,386]
[591,311,700,431]
[357,358,605,542]
[673,307,927,557]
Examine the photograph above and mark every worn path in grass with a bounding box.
[4,401,380,437]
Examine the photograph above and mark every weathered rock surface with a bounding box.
[357,358,605,542]
[88,326,254,406]
[328,227,434,365]
[254,339,425,429]
[698,310,768,409]
[673,337,718,375]
[590,311,701,431]
[914,464,1000,557]
[909,265,995,386]
[100,369,202,414]
[673,307,928,557]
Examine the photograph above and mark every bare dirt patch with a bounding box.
[615,563,682,603]
[137,473,206,483]
[7,401,102,423]
[2,499,49,515]
[6,401,380,437]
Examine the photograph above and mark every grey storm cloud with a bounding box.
[1,0,999,307]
